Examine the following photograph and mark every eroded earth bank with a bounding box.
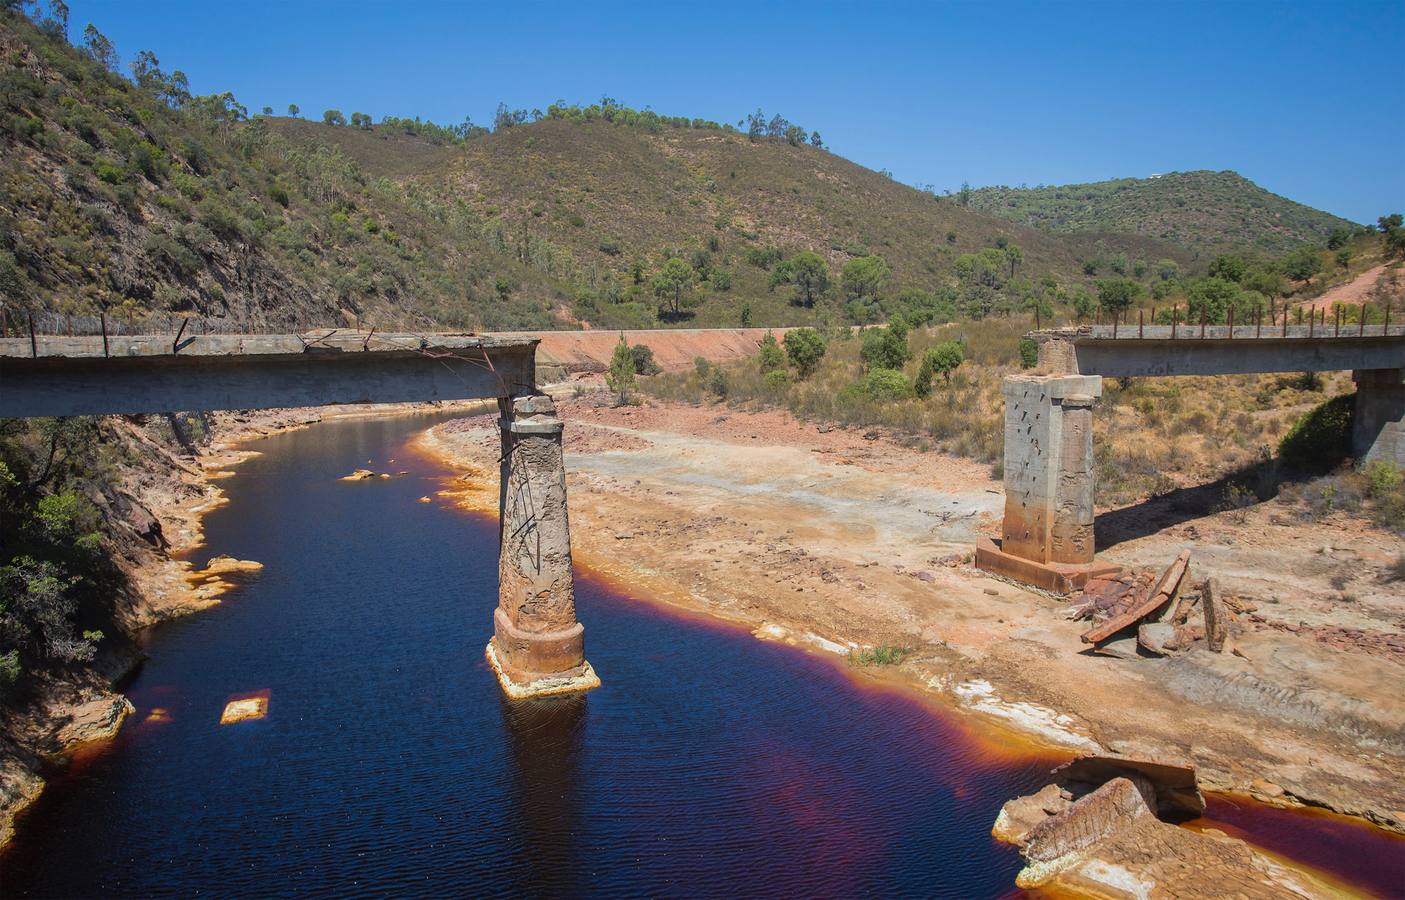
[418,387,1405,840]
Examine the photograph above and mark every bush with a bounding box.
[858,321,911,371]
[914,340,965,397]
[784,328,826,378]
[764,369,790,389]
[1278,394,1353,472]
[706,367,729,398]
[630,343,661,375]
[1018,336,1038,369]
[842,368,913,403]
[758,330,786,372]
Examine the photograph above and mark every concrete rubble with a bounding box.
[992,753,1340,897]
[1067,551,1237,659]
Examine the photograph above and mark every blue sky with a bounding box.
[62,0,1404,224]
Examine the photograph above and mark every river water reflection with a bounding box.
[2,413,1400,897]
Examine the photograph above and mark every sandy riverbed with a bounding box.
[417,390,1405,833]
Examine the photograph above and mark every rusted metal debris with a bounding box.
[1068,551,1231,658]
[1081,550,1191,645]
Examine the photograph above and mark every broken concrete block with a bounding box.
[1138,622,1178,655]
[1052,752,1206,818]
[1204,576,1228,653]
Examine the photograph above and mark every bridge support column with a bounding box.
[976,374,1120,593]
[1353,369,1405,467]
[486,394,599,699]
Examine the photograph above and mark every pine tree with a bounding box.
[606,335,636,405]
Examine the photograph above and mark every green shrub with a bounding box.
[764,369,791,389]
[630,343,661,375]
[784,328,827,378]
[706,367,729,398]
[1018,337,1038,369]
[842,368,913,403]
[94,158,127,184]
[914,341,965,397]
[1278,394,1353,472]
[849,645,911,666]
[758,330,786,372]
[1365,460,1402,500]
[859,319,911,371]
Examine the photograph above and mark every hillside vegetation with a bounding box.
[0,9,563,332]
[0,5,1392,341]
[965,171,1357,258]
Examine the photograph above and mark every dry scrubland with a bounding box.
[644,316,1403,529]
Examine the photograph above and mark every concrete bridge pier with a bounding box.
[1353,368,1405,466]
[486,394,599,699]
[976,372,1120,593]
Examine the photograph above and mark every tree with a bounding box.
[859,319,911,371]
[785,251,829,307]
[1095,278,1143,318]
[606,335,636,404]
[130,50,162,88]
[1377,213,1403,234]
[1208,254,1248,283]
[1004,243,1023,278]
[758,330,786,372]
[746,108,765,142]
[1281,247,1322,283]
[287,103,300,117]
[81,23,117,71]
[1071,288,1095,321]
[739,303,752,327]
[322,109,346,126]
[350,111,372,128]
[784,328,826,378]
[842,255,889,303]
[810,131,822,148]
[261,106,273,116]
[1185,276,1239,323]
[914,341,965,396]
[651,257,696,317]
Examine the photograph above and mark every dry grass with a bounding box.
[644,314,1359,511]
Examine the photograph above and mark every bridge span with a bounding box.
[0,328,594,700]
[980,324,1405,593]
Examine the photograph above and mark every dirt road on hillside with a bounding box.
[1303,263,1398,311]
[416,393,1405,834]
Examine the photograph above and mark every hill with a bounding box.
[324,115,1192,329]
[0,11,565,332]
[964,171,1357,258]
[0,9,1370,338]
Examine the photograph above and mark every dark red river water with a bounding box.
[2,413,1400,897]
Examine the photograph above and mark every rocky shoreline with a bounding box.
[0,401,484,850]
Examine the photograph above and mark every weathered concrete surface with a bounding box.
[1353,368,1405,465]
[996,776,1341,897]
[1000,374,1102,564]
[0,331,537,417]
[489,394,597,698]
[1034,325,1405,378]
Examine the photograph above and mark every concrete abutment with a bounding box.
[1353,368,1405,467]
[487,394,599,699]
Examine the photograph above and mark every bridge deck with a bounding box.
[0,330,538,417]
[1035,325,1405,378]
